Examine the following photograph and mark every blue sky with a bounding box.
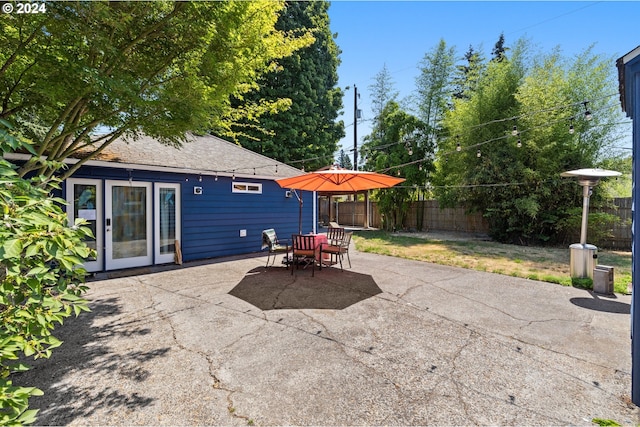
[328,1,639,159]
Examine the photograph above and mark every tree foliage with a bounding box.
[453,45,486,100]
[360,101,435,230]
[0,122,92,425]
[231,0,344,171]
[337,148,353,170]
[0,1,313,180]
[433,39,622,244]
[415,39,456,135]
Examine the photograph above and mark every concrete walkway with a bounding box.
[19,247,639,426]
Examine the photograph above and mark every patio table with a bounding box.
[306,233,329,264]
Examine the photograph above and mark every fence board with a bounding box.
[324,198,631,250]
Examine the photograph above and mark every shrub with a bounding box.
[1,124,93,425]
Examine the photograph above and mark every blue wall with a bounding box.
[67,165,313,264]
[624,52,640,405]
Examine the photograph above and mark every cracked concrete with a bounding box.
[15,249,640,426]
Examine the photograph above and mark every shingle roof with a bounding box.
[84,133,302,179]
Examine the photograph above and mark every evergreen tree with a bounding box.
[453,45,486,100]
[232,0,344,171]
[337,148,353,170]
[491,32,508,62]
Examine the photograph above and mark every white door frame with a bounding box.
[66,178,103,272]
[105,180,153,270]
[154,183,181,264]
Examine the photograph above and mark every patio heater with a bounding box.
[560,168,621,279]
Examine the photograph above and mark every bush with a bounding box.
[1,124,93,425]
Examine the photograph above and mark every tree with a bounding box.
[231,0,344,171]
[415,39,456,134]
[491,32,508,62]
[369,63,398,122]
[0,1,313,180]
[0,123,92,424]
[360,101,435,230]
[433,41,622,244]
[337,148,353,170]
[452,45,486,100]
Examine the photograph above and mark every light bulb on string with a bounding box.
[476,149,481,158]
[456,142,461,152]
[583,101,592,121]
[569,118,575,134]
[512,125,518,136]
[517,138,522,148]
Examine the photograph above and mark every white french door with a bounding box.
[154,183,181,264]
[105,180,153,270]
[66,178,103,272]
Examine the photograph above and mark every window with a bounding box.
[232,182,262,194]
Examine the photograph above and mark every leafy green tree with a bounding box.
[0,122,92,425]
[434,41,622,244]
[0,1,312,180]
[232,0,344,170]
[361,101,435,230]
[369,64,398,123]
[415,39,456,134]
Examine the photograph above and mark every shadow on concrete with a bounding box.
[12,297,170,425]
[570,295,631,314]
[229,266,382,310]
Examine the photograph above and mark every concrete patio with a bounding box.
[17,247,640,425]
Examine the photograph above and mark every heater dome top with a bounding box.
[560,168,621,179]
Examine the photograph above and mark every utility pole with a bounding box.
[353,84,359,170]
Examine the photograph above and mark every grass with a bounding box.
[352,231,632,294]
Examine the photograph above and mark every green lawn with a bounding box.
[352,231,632,294]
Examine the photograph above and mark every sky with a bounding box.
[328,1,640,161]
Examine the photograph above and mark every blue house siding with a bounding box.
[181,179,312,261]
[620,47,640,405]
[66,164,313,268]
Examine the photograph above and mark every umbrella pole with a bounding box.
[293,190,303,234]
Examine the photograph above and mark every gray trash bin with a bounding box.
[593,265,614,294]
[570,243,597,279]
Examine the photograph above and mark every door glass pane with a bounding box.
[159,188,176,255]
[74,184,97,261]
[112,186,147,259]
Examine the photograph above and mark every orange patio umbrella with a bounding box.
[276,168,405,193]
[276,166,405,233]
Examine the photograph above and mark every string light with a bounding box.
[569,118,575,134]
[583,101,592,121]
[512,124,518,136]
[516,138,522,148]
[476,149,481,158]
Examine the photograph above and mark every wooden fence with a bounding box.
[326,198,632,250]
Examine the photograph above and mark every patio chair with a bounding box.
[340,232,352,268]
[327,226,345,246]
[320,231,352,271]
[291,234,317,276]
[262,229,290,268]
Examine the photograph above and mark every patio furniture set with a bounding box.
[261,227,352,276]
